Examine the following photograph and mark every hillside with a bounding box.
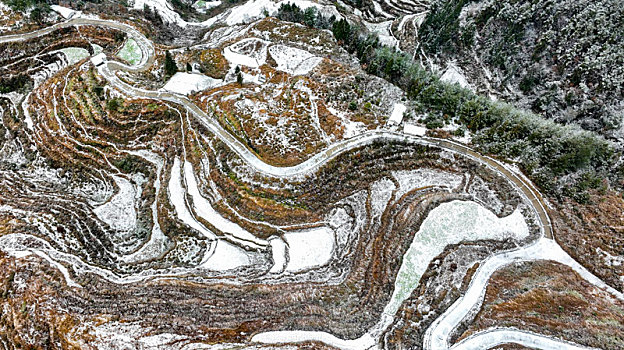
[414,0,624,138]
[0,0,622,349]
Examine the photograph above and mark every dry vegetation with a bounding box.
[0,252,82,349]
[551,191,624,291]
[459,260,624,349]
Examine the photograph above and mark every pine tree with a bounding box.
[164,51,177,77]
[303,7,317,27]
[235,66,243,85]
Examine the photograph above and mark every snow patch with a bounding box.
[223,38,269,68]
[132,0,187,27]
[183,161,265,248]
[200,240,250,271]
[252,331,375,350]
[225,0,340,26]
[392,169,463,198]
[403,123,426,136]
[453,328,600,350]
[268,237,287,273]
[328,106,367,138]
[284,227,335,271]
[385,200,529,316]
[168,158,216,240]
[365,20,398,48]
[50,5,77,18]
[163,72,223,95]
[369,178,395,220]
[440,63,472,90]
[93,175,137,232]
[268,45,322,75]
[225,0,272,25]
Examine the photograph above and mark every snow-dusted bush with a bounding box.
[419,0,624,135]
[277,1,621,200]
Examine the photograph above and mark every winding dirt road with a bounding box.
[1,15,619,350]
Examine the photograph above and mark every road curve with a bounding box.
[2,15,618,350]
[424,237,624,350]
[0,16,555,242]
[451,328,600,350]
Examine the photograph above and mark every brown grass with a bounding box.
[459,260,624,349]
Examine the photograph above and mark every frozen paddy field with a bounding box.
[0,10,621,350]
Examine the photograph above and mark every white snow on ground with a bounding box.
[132,0,189,27]
[22,96,33,130]
[596,247,624,267]
[92,43,103,55]
[7,250,31,258]
[398,12,427,32]
[183,161,266,248]
[392,169,463,198]
[32,250,83,288]
[252,331,375,350]
[59,47,90,65]
[365,20,398,48]
[170,158,251,271]
[223,38,269,68]
[121,149,169,264]
[93,175,137,232]
[169,158,216,240]
[204,0,222,8]
[369,178,395,220]
[224,0,273,25]
[327,106,367,138]
[163,72,223,95]
[200,239,250,271]
[372,0,393,19]
[268,237,287,273]
[328,204,359,252]
[388,103,406,125]
[403,123,427,136]
[268,45,322,75]
[452,328,600,350]
[225,0,340,26]
[385,200,529,316]
[425,237,624,350]
[88,321,186,349]
[283,227,335,271]
[440,63,472,90]
[133,0,339,28]
[50,5,76,19]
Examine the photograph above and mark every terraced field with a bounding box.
[0,2,622,349]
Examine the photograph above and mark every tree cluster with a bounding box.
[276,2,621,200]
[276,4,334,29]
[418,0,624,135]
[2,0,51,23]
[143,4,163,24]
[164,51,178,78]
[0,74,30,93]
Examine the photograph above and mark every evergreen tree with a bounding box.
[303,7,317,27]
[235,66,243,85]
[164,51,177,77]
